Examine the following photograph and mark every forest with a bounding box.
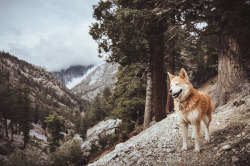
[0,0,249,165]
[84,0,249,138]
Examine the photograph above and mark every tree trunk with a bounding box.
[4,118,8,139]
[18,123,21,135]
[218,25,248,105]
[143,54,154,130]
[10,120,13,141]
[151,21,167,122]
[166,36,175,114]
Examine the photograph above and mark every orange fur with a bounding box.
[168,68,215,152]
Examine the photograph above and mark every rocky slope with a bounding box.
[89,93,250,165]
[74,119,121,151]
[71,63,118,101]
[52,65,93,85]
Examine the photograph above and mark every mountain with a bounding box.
[53,65,94,85]
[71,62,118,101]
[0,52,85,113]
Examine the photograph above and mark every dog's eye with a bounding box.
[176,83,179,86]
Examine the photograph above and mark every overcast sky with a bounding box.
[0,0,103,71]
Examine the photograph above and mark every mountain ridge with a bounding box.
[0,52,85,112]
[71,63,118,101]
[53,65,94,85]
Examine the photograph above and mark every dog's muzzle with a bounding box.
[172,89,182,98]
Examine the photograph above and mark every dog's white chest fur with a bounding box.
[178,110,199,124]
[187,110,199,123]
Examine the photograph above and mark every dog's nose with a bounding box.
[169,89,172,94]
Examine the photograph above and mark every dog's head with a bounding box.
[168,68,193,100]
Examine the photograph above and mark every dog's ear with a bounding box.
[179,68,189,81]
[168,72,175,81]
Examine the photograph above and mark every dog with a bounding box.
[168,68,215,153]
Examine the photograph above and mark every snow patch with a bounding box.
[30,130,47,141]
[66,63,103,89]
[89,65,105,85]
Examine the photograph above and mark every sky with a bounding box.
[0,0,103,71]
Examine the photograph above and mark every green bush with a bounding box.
[107,134,119,146]
[98,134,109,149]
[9,151,27,166]
[49,139,87,166]
[89,141,99,155]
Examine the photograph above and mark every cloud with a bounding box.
[11,22,102,71]
[0,0,101,71]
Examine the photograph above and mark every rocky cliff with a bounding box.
[71,63,118,101]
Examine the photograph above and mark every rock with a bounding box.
[106,152,118,161]
[216,152,221,157]
[242,132,246,136]
[232,156,239,163]
[122,158,130,164]
[246,143,250,149]
[165,148,173,153]
[118,152,126,157]
[137,158,145,165]
[147,151,153,156]
[222,145,231,150]
[236,134,241,138]
[115,143,124,151]
[241,147,245,152]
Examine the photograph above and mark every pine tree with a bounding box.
[112,64,146,129]
[79,118,87,141]
[16,85,32,149]
[45,113,65,152]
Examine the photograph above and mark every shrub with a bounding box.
[9,151,27,166]
[98,134,109,149]
[107,134,119,146]
[49,139,87,166]
[89,141,99,155]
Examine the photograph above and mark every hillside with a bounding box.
[89,83,250,166]
[0,52,86,118]
[71,63,118,101]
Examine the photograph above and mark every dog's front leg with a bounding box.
[193,123,201,153]
[180,122,188,151]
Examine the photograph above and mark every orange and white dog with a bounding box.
[168,68,215,153]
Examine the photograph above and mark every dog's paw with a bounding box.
[193,148,200,153]
[205,138,210,143]
[191,133,195,139]
[181,147,188,151]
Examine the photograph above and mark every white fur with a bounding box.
[202,115,210,141]
[170,81,182,95]
[180,84,190,99]
[187,110,199,123]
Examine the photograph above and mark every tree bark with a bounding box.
[218,25,248,105]
[18,123,21,135]
[4,118,8,139]
[166,36,175,114]
[151,21,167,122]
[143,54,154,130]
[10,120,13,141]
